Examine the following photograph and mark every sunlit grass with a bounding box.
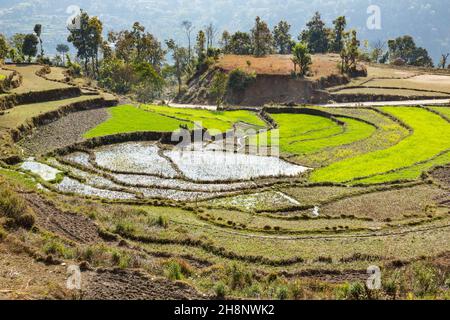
[84,105,192,138]
[311,107,450,183]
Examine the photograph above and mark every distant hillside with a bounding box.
[1,0,449,63]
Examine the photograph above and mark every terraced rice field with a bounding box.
[2,72,450,300]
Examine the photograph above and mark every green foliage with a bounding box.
[165,259,193,280]
[156,215,169,229]
[331,16,346,53]
[209,71,229,107]
[340,30,360,74]
[251,16,274,57]
[273,20,293,54]
[22,33,39,61]
[227,68,256,92]
[291,42,312,77]
[299,12,329,54]
[43,238,74,259]
[214,282,227,298]
[226,32,253,55]
[388,35,434,67]
[114,220,136,236]
[0,34,9,60]
[227,263,253,290]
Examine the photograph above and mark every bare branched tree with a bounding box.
[181,20,194,62]
[205,23,218,49]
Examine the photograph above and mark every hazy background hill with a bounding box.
[1,0,449,63]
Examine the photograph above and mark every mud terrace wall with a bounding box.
[178,67,349,106]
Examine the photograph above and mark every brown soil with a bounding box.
[432,166,450,188]
[20,107,109,156]
[0,241,70,300]
[218,54,340,80]
[22,192,102,244]
[82,268,207,300]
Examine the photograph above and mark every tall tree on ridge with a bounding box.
[300,12,329,54]
[251,16,274,57]
[34,24,44,57]
[273,20,292,54]
[181,20,194,62]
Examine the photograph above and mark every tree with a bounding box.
[439,53,449,69]
[387,36,434,67]
[340,30,360,74]
[181,20,194,62]
[220,31,232,53]
[56,44,70,65]
[88,16,103,76]
[67,10,92,73]
[22,34,39,62]
[67,10,104,77]
[251,16,274,57]
[228,32,253,55]
[209,72,228,107]
[291,42,312,77]
[0,34,9,61]
[300,12,329,54]
[331,16,346,53]
[370,40,386,63]
[10,34,26,61]
[196,30,206,62]
[205,23,217,49]
[34,24,44,57]
[166,39,189,95]
[273,20,292,54]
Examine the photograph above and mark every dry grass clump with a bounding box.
[0,183,35,229]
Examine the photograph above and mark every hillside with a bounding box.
[178,53,450,106]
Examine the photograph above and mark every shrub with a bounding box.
[165,259,193,281]
[227,68,256,92]
[214,282,227,299]
[114,220,135,236]
[111,250,131,269]
[347,282,366,300]
[412,263,439,297]
[0,186,35,229]
[275,285,289,300]
[227,263,253,290]
[157,215,169,229]
[0,225,7,241]
[165,260,183,280]
[43,239,74,259]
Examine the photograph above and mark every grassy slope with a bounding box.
[143,105,266,133]
[0,96,102,129]
[257,113,375,156]
[84,105,193,138]
[311,107,450,183]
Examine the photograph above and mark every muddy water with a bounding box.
[166,150,309,181]
[20,160,61,181]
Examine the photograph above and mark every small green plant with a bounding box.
[157,215,169,229]
[165,259,193,281]
[43,239,74,259]
[111,250,131,269]
[214,282,227,299]
[275,285,289,300]
[227,68,256,92]
[114,220,135,236]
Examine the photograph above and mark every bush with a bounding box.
[111,250,131,269]
[275,285,289,300]
[157,215,169,229]
[214,282,227,299]
[43,239,74,259]
[0,186,35,229]
[227,263,253,290]
[165,259,193,281]
[227,68,256,92]
[412,263,439,297]
[114,220,135,236]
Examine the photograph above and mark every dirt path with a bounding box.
[320,98,450,108]
[20,107,109,155]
